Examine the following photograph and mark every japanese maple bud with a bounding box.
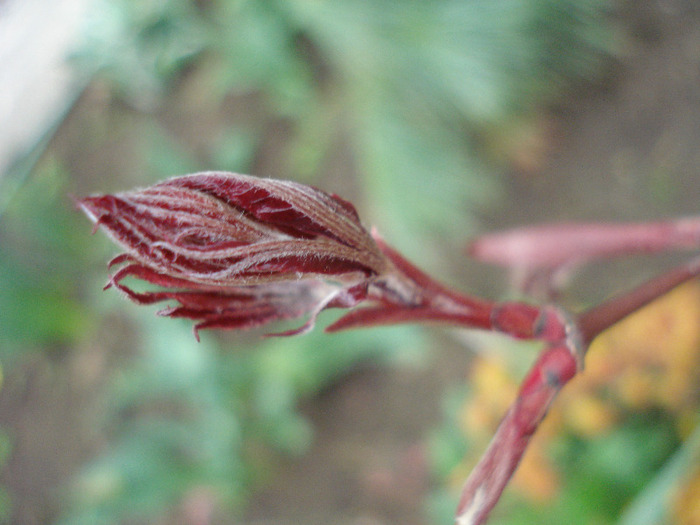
[78,171,389,336]
[79,171,388,286]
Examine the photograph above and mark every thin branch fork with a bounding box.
[332,234,700,524]
[453,255,700,525]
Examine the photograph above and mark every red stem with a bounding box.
[354,234,571,344]
[372,232,492,311]
[578,256,700,345]
[468,217,700,270]
[454,344,578,525]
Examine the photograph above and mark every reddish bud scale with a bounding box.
[79,172,388,336]
[168,175,364,243]
[80,172,387,287]
[104,257,343,339]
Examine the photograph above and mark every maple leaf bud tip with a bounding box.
[80,171,389,336]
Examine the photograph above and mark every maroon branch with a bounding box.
[578,255,700,346]
[454,344,578,524]
[453,255,700,525]
[468,218,700,298]
[78,171,700,525]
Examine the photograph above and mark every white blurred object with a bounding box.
[0,0,93,178]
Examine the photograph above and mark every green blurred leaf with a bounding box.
[210,129,258,174]
[143,125,201,178]
[357,101,495,262]
[77,0,208,107]
[618,422,700,525]
[0,158,95,355]
[59,305,426,523]
[60,321,248,524]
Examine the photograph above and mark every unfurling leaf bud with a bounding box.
[79,171,389,337]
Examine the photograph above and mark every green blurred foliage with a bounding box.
[56,314,426,524]
[76,0,616,260]
[618,423,700,525]
[0,158,98,359]
[0,430,11,522]
[0,0,622,523]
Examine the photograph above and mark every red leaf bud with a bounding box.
[79,172,388,336]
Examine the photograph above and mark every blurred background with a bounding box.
[1,0,700,523]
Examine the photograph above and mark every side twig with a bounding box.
[453,255,700,525]
[454,344,578,524]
